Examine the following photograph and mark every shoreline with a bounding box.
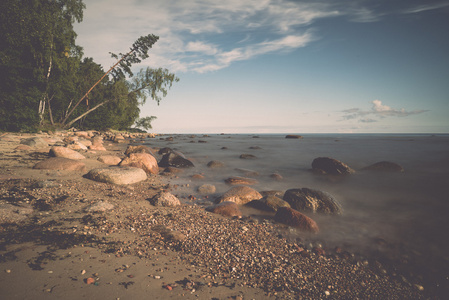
[0,131,437,299]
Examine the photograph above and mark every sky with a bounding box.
[74,0,449,134]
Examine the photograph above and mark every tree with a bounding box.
[134,116,157,131]
[0,0,85,131]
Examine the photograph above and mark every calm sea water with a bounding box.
[142,133,449,285]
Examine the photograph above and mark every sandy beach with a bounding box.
[0,131,437,299]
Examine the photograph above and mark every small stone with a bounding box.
[86,277,96,285]
[5,269,11,273]
[81,270,86,275]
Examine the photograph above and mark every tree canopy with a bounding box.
[0,0,178,132]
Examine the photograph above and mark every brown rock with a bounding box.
[285,135,303,139]
[33,157,86,171]
[215,186,262,205]
[206,201,242,217]
[247,195,290,212]
[119,153,159,174]
[312,157,355,175]
[239,154,256,159]
[207,160,225,168]
[97,155,122,165]
[49,146,86,160]
[198,184,216,194]
[235,168,259,177]
[225,176,258,185]
[283,188,342,215]
[124,145,154,156]
[149,192,181,207]
[89,144,107,151]
[274,207,319,233]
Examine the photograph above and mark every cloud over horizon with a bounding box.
[342,100,429,123]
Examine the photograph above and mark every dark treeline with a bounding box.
[0,0,178,132]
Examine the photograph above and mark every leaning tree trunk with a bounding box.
[64,100,110,129]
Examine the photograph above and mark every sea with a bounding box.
[139,133,449,292]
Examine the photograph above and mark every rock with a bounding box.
[113,134,126,143]
[119,153,159,174]
[0,203,33,224]
[285,135,303,139]
[148,192,181,207]
[85,201,114,212]
[78,139,92,147]
[20,137,48,147]
[67,141,88,150]
[124,145,154,156]
[33,157,86,171]
[311,157,355,175]
[97,155,122,165]
[197,184,216,194]
[191,174,205,180]
[88,144,107,151]
[269,173,283,181]
[260,190,284,198]
[163,167,183,174]
[235,168,259,177]
[49,146,86,160]
[224,176,258,185]
[215,186,262,205]
[247,195,291,212]
[274,207,319,233]
[239,154,256,159]
[159,150,194,168]
[207,160,225,168]
[91,136,104,146]
[33,180,61,188]
[85,167,147,185]
[283,188,342,215]
[74,131,91,139]
[14,145,32,151]
[362,161,404,172]
[206,201,242,217]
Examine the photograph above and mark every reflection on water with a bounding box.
[139,133,449,293]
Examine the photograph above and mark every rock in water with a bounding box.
[49,146,85,160]
[159,150,194,168]
[124,145,154,156]
[285,135,303,139]
[362,161,404,172]
[283,188,342,215]
[224,176,258,185]
[274,207,319,233]
[215,186,262,205]
[197,184,216,194]
[149,192,181,207]
[85,167,147,185]
[119,153,159,174]
[246,195,291,212]
[206,201,242,217]
[207,160,225,168]
[33,157,86,171]
[312,157,355,175]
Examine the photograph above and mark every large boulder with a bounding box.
[312,157,355,175]
[283,188,342,215]
[215,186,262,205]
[362,161,404,172]
[148,192,181,207]
[206,201,242,217]
[33,157,86,171]
[246,195,291,212]
[274,207,319,233]
[224,176,258,185]
[159,150,194,168]
[49,146,85,160]
[85,167,147,185]
[119,153,159,174]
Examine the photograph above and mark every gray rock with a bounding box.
[85,167,147,185]
[20,137,48,147]
[283,188,342,215]
[362,161,404,172]
[207,160,225,168]
[0,203,33,224]
[197,184,216,194]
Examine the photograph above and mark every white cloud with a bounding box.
[342,100,429,122]
[402,2,449,14]
[75,0,398,74]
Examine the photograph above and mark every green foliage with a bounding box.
[0,1,177,132]
[134,116,157,131]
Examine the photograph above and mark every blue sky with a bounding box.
[74,0,449,133]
